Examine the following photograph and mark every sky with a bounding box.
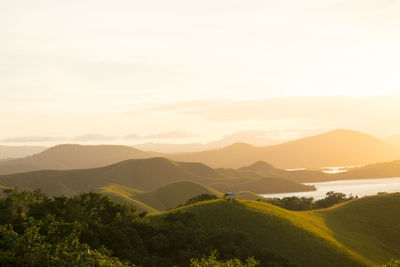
[1,0,400,146]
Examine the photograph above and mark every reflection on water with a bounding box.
[261,177,400,200]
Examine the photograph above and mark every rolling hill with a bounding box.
[99,181,222,212]
[167,129,400,169]
[0,157,314,198]
[0,144,154,175]
[151,193,400,266]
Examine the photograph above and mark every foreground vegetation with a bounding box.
[1,188,400,266]
[0,189,289,266]
[258,191,355,211]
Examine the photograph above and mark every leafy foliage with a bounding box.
[382,259,400,267]
[191,251,259,267]
[258,191,354,211]
[0,188,291,266]
[185,194,218,205]
[0,216,130,266]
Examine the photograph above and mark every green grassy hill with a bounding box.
[0,157,314,197]
[151,199,368,266]
[313,193,400,264]
[99,181,270,214]
[151,194,400,266]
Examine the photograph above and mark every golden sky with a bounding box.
[1,0,400,145]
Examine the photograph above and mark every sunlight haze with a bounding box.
[1,0,400,145]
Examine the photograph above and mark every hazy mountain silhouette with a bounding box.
[0,144,154,175]
[167,129,400,169]
[0,145,47,160]
[337,160,400,180]
[0,157,314,197]
[134,131,283,153]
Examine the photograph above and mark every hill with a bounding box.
[313,193,400,264]
[134,132,282,153]
[0,157,314,198]
[151,199,367,266]
[100,181,222,213]
[152,194,400,266]
[0,145,47,160]
[0,144,154,175]
[338,160,400,180]
[167,129,400,169]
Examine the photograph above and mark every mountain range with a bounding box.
[0,144,154,175]
[0,157,315,213]
[167,129,400,169]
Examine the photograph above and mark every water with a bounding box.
[261,177,400,200]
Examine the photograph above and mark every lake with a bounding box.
[261,177,400,200]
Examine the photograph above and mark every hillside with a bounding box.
[167,129,400,169]
[0,157,314,198]
[0,144,154,175]
[151,199,368,266]
[100,181,222,213]
[152,194,400,266]
[313,193,400,264]
[338,160,400,180]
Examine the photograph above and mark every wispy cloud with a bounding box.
[123,133,141,140]
[139,96,400,125]
[73,134,117,142]
[1,136,68,143]
[145,131,196,139]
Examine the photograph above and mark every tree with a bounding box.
[190,251,259,267]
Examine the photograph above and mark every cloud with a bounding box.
[145,131,196,139]
[1,136,68,143]
[142,96,400,125]
[123,133,141,140]
[2,134,118,143]
[72,134,117,142]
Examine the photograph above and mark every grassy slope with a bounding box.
[98,181,265,213]
[152,194,400,266]
[97,183,159,214]
[152,199,368,267]
[312,193,400,264]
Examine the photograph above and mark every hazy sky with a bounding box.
[1,0,400,145]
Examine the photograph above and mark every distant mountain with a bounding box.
[0,144,154,175]
[0,157,314,198]
[134,131,283,153]
[387,134,400,147]
[0,145,47,160]
[167,129,400,169]
[338,160,400,180]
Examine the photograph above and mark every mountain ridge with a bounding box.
[167,129,400,169]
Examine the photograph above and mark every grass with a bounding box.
[98,181,267,213]
[151,194,400,266]
[312,193,400,264]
